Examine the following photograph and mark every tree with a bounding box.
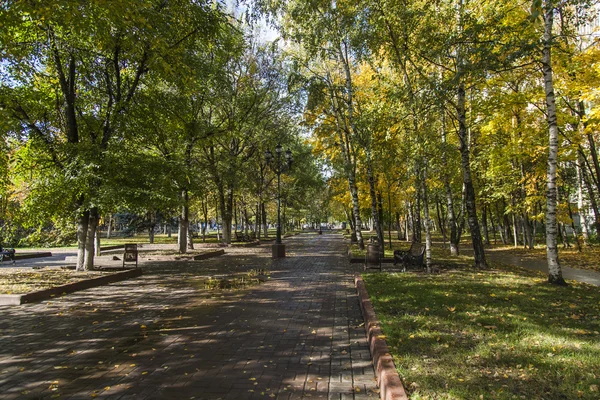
[0,0,226,268]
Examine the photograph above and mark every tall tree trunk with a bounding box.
[405,211,410,242]
[490,206,498,245]
[576,160,590,244]
[348,171,365,249]
[94,228,101,257]
[367,156,384,253]
[482,203,490,246]
[148,211,155,244]
[456,0,486,268]
[187,225,194,250]
[202,195,208,243]
[436,199,447,246]
[84,208,99,270]
[233,197,238,236]
[261,202,268,238]
[387,187,393,249]
[106,214,112,239]
[244,207,250,236]
[523,213,534,249]
[457,82,487,268]
[542,0,566,285]
[579,152,600,235]
[442,110,459,255]
[414,165,422,243]
[76,209,89,271]
[256,202,261,238]
[178,189,189,254]
[222,186,234,244]
[422,166,432,272]
[512,210,519,248]
[567,200,582,252]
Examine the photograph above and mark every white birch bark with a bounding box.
[542,0,566,285]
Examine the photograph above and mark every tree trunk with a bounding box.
[202,196,208,243]
[442,111,459,256]
[221,186,234,245]
[490,206,498,245]
[367,157,384,253]
[523,213,534,249]
[187,225,194,250]
[178,189,189,254]
[262,202,268,238]
[512,211,519,248]
[482,203,490,246]
[148,211,155,244]
[567,200,582,252]
[457,83,486,268]
[579,152,600,235]
[76,209,89,271]
[414,166,422,243]
[84,208,99,271]
[256,202,261,239]
[542,0,566,285]
[94,228,101,257]
[348,170,365,249]
[387,188,393,249]
[106,215,112,239]
[436,199,447,246]
[422,166,432,272]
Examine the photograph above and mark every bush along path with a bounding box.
[0,234,378,399]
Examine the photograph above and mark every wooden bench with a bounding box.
[235,231,256,242]
[0,247,15,264]
[393,242,425,271]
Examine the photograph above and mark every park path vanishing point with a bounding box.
[0,234,378,399]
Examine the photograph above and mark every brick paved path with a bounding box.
[0,234,378,399]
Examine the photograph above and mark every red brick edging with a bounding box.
[355,274,408,400]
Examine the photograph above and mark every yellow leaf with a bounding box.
[447,306,456,313]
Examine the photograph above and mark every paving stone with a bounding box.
[0,234,378,398]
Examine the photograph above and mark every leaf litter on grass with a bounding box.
[0,268,109,294]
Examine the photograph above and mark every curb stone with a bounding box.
[12,252,53,260]
[0,268,143,305]
[355,274,409,400]
[193,249,225,260]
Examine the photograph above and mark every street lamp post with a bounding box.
[265,144,292,258]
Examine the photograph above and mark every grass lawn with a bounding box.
[363,265,600,399]
[0,268,109,294]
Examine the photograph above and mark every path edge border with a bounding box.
[355,274,408,400]
[0,268,143,306]
[193,249,225,260]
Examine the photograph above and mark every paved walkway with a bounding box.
[485,250,600,286]
[0,234,378,399]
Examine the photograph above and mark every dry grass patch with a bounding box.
[0,268,109,294]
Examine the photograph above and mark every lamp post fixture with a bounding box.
[265,144,292,257]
